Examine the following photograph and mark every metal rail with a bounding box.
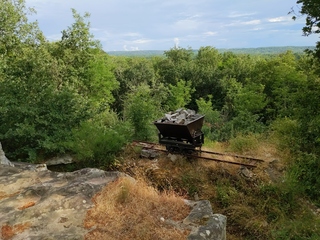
[198,149,265,162]
[132,140,264,169]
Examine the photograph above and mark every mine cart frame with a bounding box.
[154,115,205,152]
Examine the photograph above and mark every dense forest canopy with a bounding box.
[1,0,320,237]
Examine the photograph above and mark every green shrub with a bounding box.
[216,179,239,207]
[271,211,320,240]
[69,113,133,168]
[228,133,259,154]
[287,153,320,203]
[270,118,299,152]
[123,84,160,141]
[196,96,221,141]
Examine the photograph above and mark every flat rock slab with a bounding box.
[0,163,122,240]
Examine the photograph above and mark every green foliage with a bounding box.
[270,118,299,151]
[0,0,42,56]
[250,183,318,239]
[253,51,307,121]
[293,76,320,154]
[271,211,320,240]
[157,47,195,86]
[167,79,194,110]
[164,46,194,63]
[295,0,320,60]
[86,50,119,107]
[233,82,267,114]
[123,84,160,141]
[258,183,297,219]
[196,96,221,141]
[216,180,238,207]
[228,134,259,154]
[287,153,320,203]
[69,112,133,168]
[181,173,199,196]
[192,46,224,109]
[111,56,163,113]
[0,2,118,161]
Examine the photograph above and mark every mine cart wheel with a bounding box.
[166,145,181,153]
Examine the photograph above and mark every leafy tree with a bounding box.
[219,52,256,84]
[123,84,161,140]
[156,47,194,85]
[192,47,224,109]
[164,46,194,63]
[294,0,320,59]
[0,2,118,161]
[49,9,118,108]
[252,51,305,122]
[111,57,155,112]
[167,79,194,110]
[196,96,221,141]
[219,77,266,138]
[0,0,42,56]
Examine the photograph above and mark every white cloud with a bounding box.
[123,32,142,37]
[25,0,320,50]
[243,20,261,25]
[204,31,217,36]
[226,19,261,27]
[228,12,257,18]
[132,39,152,44]
[268,16,291,23]
[122,45,139,51]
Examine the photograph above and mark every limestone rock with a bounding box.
[184,200,227,240]
[238,166,253,179]
[0,142,14,167]
[140,149,159,159]
[168,153,178,162]
[155,108,203,125]
[45,154,74,166]
[0,162,226,240]
[0,163,123,240]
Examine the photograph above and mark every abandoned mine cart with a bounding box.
[154,109,205,152]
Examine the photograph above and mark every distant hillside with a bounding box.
[107,46,315,57]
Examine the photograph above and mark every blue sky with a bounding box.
[25,0,319,52]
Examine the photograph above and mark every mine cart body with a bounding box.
[154,115,205,151]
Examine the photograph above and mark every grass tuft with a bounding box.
[84,177,191,240]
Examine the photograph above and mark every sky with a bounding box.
[24,0,319,52]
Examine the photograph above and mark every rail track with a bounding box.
[132,140,265,169]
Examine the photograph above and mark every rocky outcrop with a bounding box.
[0,144,226,240]
[184,200,226,240]
[45,154,74,166]
[0,142,14,167]
[163,200,226,240]
[0,162,122,240]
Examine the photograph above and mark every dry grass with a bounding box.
[84,176,191,240]
[99,138,300,239]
